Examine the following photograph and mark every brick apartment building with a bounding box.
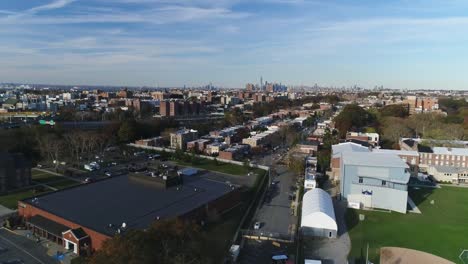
[160,100,204,117]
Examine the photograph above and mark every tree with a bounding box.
[287,155,305,175]
[118,120,137,143]
[379,104,409,118]
[35,133,65,169]
[333,104,373,138]
[89,219,213,264]
[381,117,413,149]
[224,108,244,126]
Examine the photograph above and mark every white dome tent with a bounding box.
[301,188,338,238]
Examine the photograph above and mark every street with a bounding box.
[0,229,59,264]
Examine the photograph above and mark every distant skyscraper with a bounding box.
[260,76,263,89]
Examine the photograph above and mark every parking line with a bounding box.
[0,232,47,264]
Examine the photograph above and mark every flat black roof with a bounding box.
[23,174,236,236]
[28,215,70,237]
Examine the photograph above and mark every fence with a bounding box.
[241,229,296,243]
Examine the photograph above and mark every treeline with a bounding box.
[0,117,179,165]
[87,219,217,264]
[333,102,467,149]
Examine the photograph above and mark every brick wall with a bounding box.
[18,203,111,252]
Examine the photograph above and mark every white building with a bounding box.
[427,166,468,184]
[301,188,337,238]
[341,152,410,213]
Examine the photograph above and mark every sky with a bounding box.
[1,0,468,89]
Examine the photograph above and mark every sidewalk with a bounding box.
[7,228,75,264]
[407,197,421,214]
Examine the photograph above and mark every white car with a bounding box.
[254,222,261,230]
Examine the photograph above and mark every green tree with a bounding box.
[118,120,137,143]
[287,156,305,175]
[379,104,409,118]
[89,219,213,264]
[333,104,373,138]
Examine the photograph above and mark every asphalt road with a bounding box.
[0,229,59,264]
[254,165,297,237]
[239,146,299,264]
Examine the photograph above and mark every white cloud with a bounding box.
[28,0,76,14]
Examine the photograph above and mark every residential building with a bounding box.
[346,132,379,147]
[186,139,211,153]
[170,129,198,150]
[218,144,250,161]
[205,142,227,156]
[242,126,279,148]
[135,137,164,147]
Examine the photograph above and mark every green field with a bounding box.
[48,179,81,189]
[346,186,468,263]
[175,158,264,176]
[0,188,50,209]
[32,170,63,183]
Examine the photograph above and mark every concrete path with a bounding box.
[407,197,422,214]
[32,168,63,176]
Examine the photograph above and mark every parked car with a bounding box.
[254,222,261,230]
[84,177,94,183]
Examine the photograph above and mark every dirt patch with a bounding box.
[380,247,454,264]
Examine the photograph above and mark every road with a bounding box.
[0,229,59,264]
[239,145,299,264]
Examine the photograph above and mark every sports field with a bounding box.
[346,186,468,263]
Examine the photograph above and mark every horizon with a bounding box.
[2,0,468,90]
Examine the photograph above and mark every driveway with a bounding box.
[302,199,351,264]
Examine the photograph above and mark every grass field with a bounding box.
[0,188,51,209]
[346,186,468,263]
[48,179,81,189]
[32,169,63,183]
[176,158,264,176]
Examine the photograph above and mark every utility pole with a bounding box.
[366,243,369,264]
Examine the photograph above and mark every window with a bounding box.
[359,177,363,183]
[382,180,386,186]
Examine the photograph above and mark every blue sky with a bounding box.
[1,0,468,89]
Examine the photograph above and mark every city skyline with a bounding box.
[2,0,468,89]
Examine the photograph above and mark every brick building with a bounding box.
[170,129,199,150]
[18,174,241,256]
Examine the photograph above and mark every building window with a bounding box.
[359,177,363,183]
[382,180,386,186]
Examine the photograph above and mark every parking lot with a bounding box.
[254,165,297,238]
[0,229,58,264]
